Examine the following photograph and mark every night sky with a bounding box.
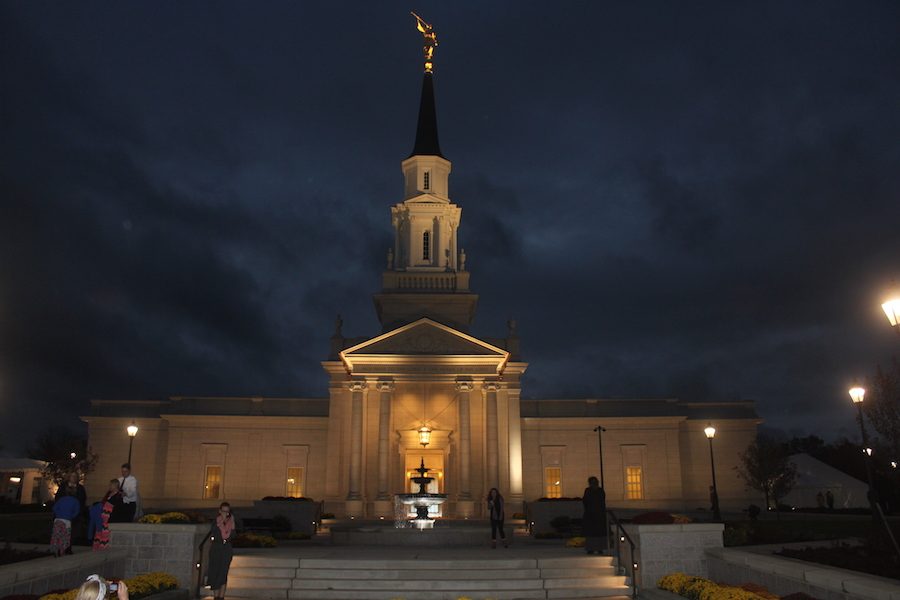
[2,2,900,454]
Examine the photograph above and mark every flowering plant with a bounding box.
[565,536,586,547]
[138,512,190,524]
[657,572,770,600]
[39,572,178,600]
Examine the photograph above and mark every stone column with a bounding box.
[484,381,500,488]
[346,380,366,516]
[373,380,394,517]
[19,471,36,504]
[506,386,524,510]
[456,380,475,517]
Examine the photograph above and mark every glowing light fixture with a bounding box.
[882,297,900,328]
[849,386,866,404]
[704,425,716,439]
[70,452,76,459]
[127,422,139,437]
[418,426,432,448]
[9,476,21,483]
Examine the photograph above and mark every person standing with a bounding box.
[50,495,81,556]
[56,472,87,544]
[207,502,235,600]
[92,479,126,550]
[582,476,607,555]
[487,488,508,548]
[118,463,139,522]
[825,489,835,510]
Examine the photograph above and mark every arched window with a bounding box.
[422,231,430,261]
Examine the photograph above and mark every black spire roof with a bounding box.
[409,72,444,158]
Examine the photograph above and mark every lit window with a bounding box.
[203,466,222,499]
[423,171,430,190]
[544,466,562,498]
[286,467,304,498]
[625,466,643,500]
[422,231,430,261]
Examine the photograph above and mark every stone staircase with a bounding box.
[219,554,633,600]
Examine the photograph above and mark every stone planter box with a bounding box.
[0,547,128,598]
[251,500,321,535]
[524,500,582,535]
[109,522,210,592]
[622,523,724,591]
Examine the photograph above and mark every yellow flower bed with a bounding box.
[138,512,190,524]
[40,572,178,600]
[566,536,586,547]
[231,532,277,547]
[658,572,769,600]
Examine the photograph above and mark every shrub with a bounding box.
[747,504,761,520]
[138,512,190,524]
[723,523,752,547]
[231,532,277,548]
[657,572,770,600]
[511,512,526,520]
[566,536,585,548]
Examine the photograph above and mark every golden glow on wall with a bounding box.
[286,467,304,498]
[625,466,643,500]
[544,466,561,498]
[203,465,222,499]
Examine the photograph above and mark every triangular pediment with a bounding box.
[340,318,509,375]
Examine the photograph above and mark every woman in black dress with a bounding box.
[207,502,234,600]
[582,476,607,554]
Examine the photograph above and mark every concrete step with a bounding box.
[294,567,542,580]
[217,589,287,599]
[540,567,617,578]
[231,556,300,568]
[546,586,632,599]
[288,590,547,600]
[226,576,293,590]
[297,557,537,570]
[292,578,545,591]
[537,556,615,569]
[543,576,629,589]
[230,566,298,579]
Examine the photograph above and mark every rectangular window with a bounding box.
[625,466,643,500]
[423,171,430,190]
[203,466,222,499]
[422,230,431,260]
[544,466,562,498]
[285,467,304,498]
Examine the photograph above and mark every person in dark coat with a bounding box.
[582,476,607,555]
[487,488,508,548]
[207,502,235,600]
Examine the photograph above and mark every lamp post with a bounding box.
[848,387,879,523]
[882,296,900,336]
[704,425,722,521]
[126,421,139,465]
[593,426,606,489]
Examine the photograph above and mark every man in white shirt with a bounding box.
[118,463,140,522]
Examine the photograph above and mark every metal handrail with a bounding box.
[195,529,211,599]
[607,510,638,600]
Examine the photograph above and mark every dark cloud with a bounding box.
[2,1,900,452]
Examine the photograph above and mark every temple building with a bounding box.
[83,54,761,518]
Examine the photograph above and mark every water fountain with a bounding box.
[396,457,447,529]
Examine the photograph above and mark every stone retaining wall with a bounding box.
[109,523,209,591]
[706,546,900,600]
[623,523,724,591]
[525,500,581,534]
[0,547,128,598]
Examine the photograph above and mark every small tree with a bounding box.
[735,434,798,513]
[26,426,99,489]
[867,358,900,462]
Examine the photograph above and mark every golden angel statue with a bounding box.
[411,12,438,72]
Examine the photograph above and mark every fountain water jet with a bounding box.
[396,458,447,529]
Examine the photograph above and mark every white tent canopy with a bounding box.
[782,453,868,509]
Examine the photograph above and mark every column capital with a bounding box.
[455,379,475,392]
[376,379,395,393]
[347,380,368,392]
[483,381,501,392]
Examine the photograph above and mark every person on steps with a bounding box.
[207,502,234,600]
[487,488,508,548]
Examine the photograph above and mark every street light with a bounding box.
[882,296,900,335]
[704,424,722,521]
[593,425,606,489]
[848,386,878,523]
[126,421,139,464]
